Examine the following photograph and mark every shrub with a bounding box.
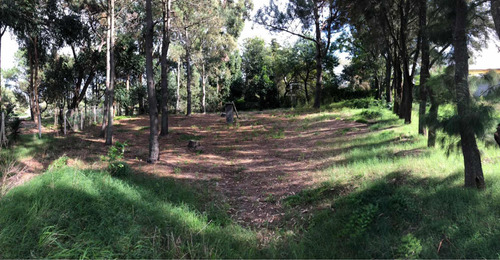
[104,141,130,177]
[49,155,69,169]
[108,161,132,177]
[396,234,422,259]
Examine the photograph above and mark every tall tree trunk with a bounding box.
[54,107,58,129]
[33,36,42,138]
[138,74,145,114]
[146,0,160,163]
[176,61,181,113]
[454,0,485,189]
[384,51,392,103]
[0,29,5,148]
[304,70,310,103]
[0,27,4,110]
[313,5,323,109]
[101,94,108,136]
[186,46,192,116]
[160,0,171,136]
[491,0,500,38]
[105,0,115,145]
[201,63,207,114]
[400,0,413,124]
[393,51,402,116]
[375,76,381,100]
[101,8,111,138]
[418,0,430,135]
[427,90,438,147]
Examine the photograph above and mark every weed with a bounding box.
[49,155,69,169]
[264,193,276,203]
[396,234,422,259]
[270,128,285,139]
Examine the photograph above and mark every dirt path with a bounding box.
[16,111,368,228]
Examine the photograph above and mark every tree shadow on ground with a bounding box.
[277,170,500,259]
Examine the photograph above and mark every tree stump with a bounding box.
[188,140,200,148]
[225,103,234,124]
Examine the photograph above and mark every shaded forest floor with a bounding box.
[16,110,368,229]
[2,103,500,258]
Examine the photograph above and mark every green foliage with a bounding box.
[342,202,379,238]
[107,141,128,162]
[358,109,383,120]
[103,141,130,177]
[326,97,377,109]
[108,161,132,177]
[48,155,69,169]
[396,234,423,259]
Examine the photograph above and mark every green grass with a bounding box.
[115,115,135,121]
[0,165,263,258]
[2,100,500,258]
[179,134,203,141]
[0,134,57,160]
[275,103,500,258]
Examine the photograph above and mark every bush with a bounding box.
[103,141,130,177]
[359,110,383,120]
[108,161,131,177]
[49,155,69,169]
[396,234,422,259]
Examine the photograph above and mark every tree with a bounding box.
[257,0,342,108]
[418,0,430,135]
[241,37,277,109]
[145,0,159,163]
[105,0,116,145]
[491,0,500,37]
[160,0,171,136]
[454,0,485,189]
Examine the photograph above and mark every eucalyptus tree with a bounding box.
[169,44,184,113]
[145,0,159,163]
[160,0,172,135]
[292,39,317,103]
[104,0,115,145]
[241,37,278,109]
[11,0,54,138]
[173,0,232,115]
[257,0,343,109]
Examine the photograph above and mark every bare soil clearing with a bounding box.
[16,111,368,228]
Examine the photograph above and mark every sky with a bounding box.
[2,1,500,75]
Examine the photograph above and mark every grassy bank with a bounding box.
[1,100,500,258]
[0,162,262,258]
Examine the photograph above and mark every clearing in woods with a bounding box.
[15,111,367,228]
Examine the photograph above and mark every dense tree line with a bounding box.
[1,0,499,188]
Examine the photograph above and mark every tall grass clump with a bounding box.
[0,164,262,258]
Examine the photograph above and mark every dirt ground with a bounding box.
[15,111,368,228]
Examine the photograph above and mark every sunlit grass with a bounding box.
[0,165,261,258]
[2,101,500,258]
[279,103,500,258]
